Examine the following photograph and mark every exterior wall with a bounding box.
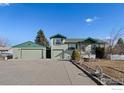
[51,38,106,60]
[13,48,22,59]
[43,48,46,59]
[12,47,46,59]
[85,45,92,53]
[50,39,54,46]
[51,38,74,60]
[63,50,73,60]
[51,43,97,60]
[51,44,70,60]
[51,43,107,60]
[52,49,63,60]
[81,54,96,59]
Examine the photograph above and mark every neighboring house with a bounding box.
[12,41,46,59]
[50,34,107,60]
[0,47,10,54]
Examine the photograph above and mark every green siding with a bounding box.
[13,48,21,59]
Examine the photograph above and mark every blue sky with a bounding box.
[0,3,124,46]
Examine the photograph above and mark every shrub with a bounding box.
[71,50,81,61]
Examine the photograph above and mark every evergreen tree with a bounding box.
[117,38,124,45]
[35,29,49,47]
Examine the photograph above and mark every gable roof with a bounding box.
[12,41,45,48]
[81,38,106,44]
[50,34,66,39]
[83,38,97,44]
[0,47,10,51]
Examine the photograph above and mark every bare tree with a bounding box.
[107,27,124,54]
[113,44,124,54]
[110,27,124,48]
[0,37,9,47]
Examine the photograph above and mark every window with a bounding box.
[91,45,96,54]
[81,45,85,51]
[68,44,76,50]
[55,38,62,45]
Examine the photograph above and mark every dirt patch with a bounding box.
[82,60,124,82]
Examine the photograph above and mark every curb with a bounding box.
[71,61,104,85]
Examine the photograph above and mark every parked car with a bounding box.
[0,53,13,59]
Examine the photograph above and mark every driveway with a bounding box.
[0,59,96,85]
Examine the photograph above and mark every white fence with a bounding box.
[111,55,124,61]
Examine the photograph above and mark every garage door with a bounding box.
[53,49,64,60]
[21,49,43,59]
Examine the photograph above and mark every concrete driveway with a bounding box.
[0,59,96,85]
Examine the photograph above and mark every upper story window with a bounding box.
[50,34,66,46]
[56,38,61,44]
[54,38,62,45]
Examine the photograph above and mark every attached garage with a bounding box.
[12,41,46,59]
[52,49,64,60]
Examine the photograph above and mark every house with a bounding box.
[0,47,10,54]
[11,34,106,60]
[50,34,107,60]
[12,41,46,59]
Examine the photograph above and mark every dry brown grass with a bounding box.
[82,60,124,82]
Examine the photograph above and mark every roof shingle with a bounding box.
[12,41,45,48]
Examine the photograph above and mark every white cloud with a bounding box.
[86,18,94,23]
[0,3,10,6]
[85,16,99,24]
